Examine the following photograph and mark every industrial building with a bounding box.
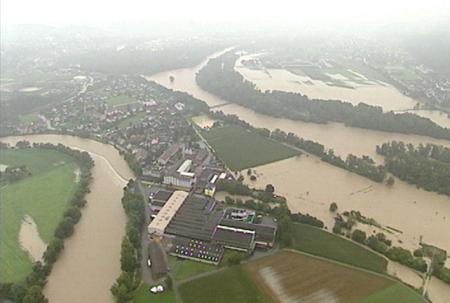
[147,191,277,264]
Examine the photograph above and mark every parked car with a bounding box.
[147,258,152,267]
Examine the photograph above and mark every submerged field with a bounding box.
[201,125,300,170]
[245,251,425,303]
[291,223,388,273]
[0,148,78,282]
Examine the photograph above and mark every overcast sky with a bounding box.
[1,0,449,27]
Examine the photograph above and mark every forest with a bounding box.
[377,141,450,196]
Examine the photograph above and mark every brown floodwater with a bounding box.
[19,215,46,263]
[1,135,134,303]
[235,54,450,128]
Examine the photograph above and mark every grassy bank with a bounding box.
[0,149,78,282]
[202,125,300,170]
[291,223,388,273]
[179,266,270,303]
[168,256,215,281]
[133,284,175,303]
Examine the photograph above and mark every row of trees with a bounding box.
[110,181,146,303]
[197,52,450,140]
[0,141,94,303]
[377,141,450,196]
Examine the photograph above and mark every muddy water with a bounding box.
[1,135,134,303]
[148,56,450,160]
[19,215,46,262]
[235,55,450,128]
[244,156,450,254]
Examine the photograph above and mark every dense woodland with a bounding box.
[197,52,450,140]
[377,141,450,196]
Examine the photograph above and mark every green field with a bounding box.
[202,125,300,170]
[116,112,147,128]
[168,256,215,281]
[104,95,137,106]
[179,267,270,303]
[291,223,388,273]
[0,148,78,282]
[356,283,426,303]
[133,284,175,303]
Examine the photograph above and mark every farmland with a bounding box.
[201,125,300,170]
[291,223,388,273]
[0,148,78,282]
[179,266,270,303]
[245,251,425,303]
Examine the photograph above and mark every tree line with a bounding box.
[0,141,94,303]
[110,180,146,303]
[197,52,450,140]
[377,141,450,196]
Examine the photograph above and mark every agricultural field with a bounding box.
[168,255,215,281]
[245,251,425,303]
[0,148,78,282]
[133,283,175,303]
[179,266,270,303]
[104,95,137,106]
[201,125,300,170]
[291,223,387,273]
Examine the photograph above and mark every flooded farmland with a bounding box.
[1,135,134,303]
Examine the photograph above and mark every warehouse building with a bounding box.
[147,192,277,264]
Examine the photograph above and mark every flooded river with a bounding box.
[147,51,450,301]
[1,135,134,303]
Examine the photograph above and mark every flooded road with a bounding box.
[1,135,134,303]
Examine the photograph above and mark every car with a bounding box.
[147,259,152,267]
[149,285,164,294]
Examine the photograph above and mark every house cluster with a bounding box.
[147,190,277,265]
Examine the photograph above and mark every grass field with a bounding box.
[291,223,388,273]
[116,112,147,128]
[201,125,300,170]
[179,267,270,303]
[133,284,175,303]
[356,283,426,303]
[168,256,215,281]
[0,149,78,282]
[245,251,425,303]
[104,95,137,106]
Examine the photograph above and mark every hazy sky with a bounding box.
[1,0,449,26]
